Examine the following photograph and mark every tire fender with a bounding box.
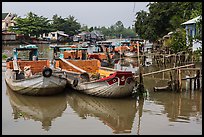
[43,67,52,77]
[73,78,78,87]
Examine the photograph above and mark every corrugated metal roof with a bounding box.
[181,16,202,25]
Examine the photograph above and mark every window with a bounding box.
[190,29,193,37]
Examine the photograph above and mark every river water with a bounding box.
[2,44,202,135]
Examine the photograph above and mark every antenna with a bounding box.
[133,2,135,12]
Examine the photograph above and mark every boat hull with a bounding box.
[5,69,67,96]
[72,80,135,98]
[71,71,136,98]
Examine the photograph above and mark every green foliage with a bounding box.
[51,14,81,36]
[89,27,94,32]
[2,54,8,59]
[193,48,202,62]
[7,11,138,40]
[80,25,89,32]
[168,29,187,53]
[8,12,51,37]
[134,2,202,43]
[97,21,136,39]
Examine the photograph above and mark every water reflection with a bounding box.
[149,90,202,123]
[66,91,139,134]
[6,86,67,131]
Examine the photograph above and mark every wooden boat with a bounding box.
[50,43,116,67]
[6,85,67,131]
[88,41,115,67]
[55,58,136,98]
[5,45,67,96]
[66,91,137,133]
[122,38,144,58]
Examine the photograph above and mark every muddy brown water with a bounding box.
[2,44,202,135]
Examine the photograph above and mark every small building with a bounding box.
[2,32,16,41]
[2,13,17,31]
[181,16,202,51]
[42,31,69,41]
[73,30,105,42]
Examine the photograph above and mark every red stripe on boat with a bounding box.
[98,71,133,86]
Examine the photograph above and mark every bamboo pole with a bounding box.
[134,63,195,78]
[180,68,201,71]
[59,57,87,73]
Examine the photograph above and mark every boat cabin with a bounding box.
[13,45,38,61]
[121,41,130,47]
[6,45,50,78]
[94,41,115,53]
[50,44,88,60]
[129,39,145,52]
[59,47,88,60]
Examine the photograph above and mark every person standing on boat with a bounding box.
[29,50,34,60]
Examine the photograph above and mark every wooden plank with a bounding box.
[13,60,19,71]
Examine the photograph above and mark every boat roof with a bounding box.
[59,47,88,50]
[121,41,130,44]
[49,44,72,48]
[96,41,112,44]
[15,45,38,51]
[130,38,144,42]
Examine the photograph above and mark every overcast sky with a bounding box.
[2,2,149,28]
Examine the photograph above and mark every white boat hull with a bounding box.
[71,71,136,98]
[5,69,67,96]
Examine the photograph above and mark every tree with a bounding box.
[167,29,187,53]
[9,12,51,37]
[51,15,81,36]
[89,27,94,32]
[134,2,202,44]
[80,24,89,32]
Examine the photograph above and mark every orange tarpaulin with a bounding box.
[114,46,130,52]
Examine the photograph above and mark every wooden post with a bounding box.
[142,55,146,66]
[139,67,143,84]
[190,78,192,90]
[13,60,19,71]
[163,55,165,67]
[174,69,178,92]
[138,66,145,98]
[178,54,181,65]
[178,68,182,92]
[196,70,200,90]
[194,74,197,90]
[137,41,140,65]
[169,71,173,91]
